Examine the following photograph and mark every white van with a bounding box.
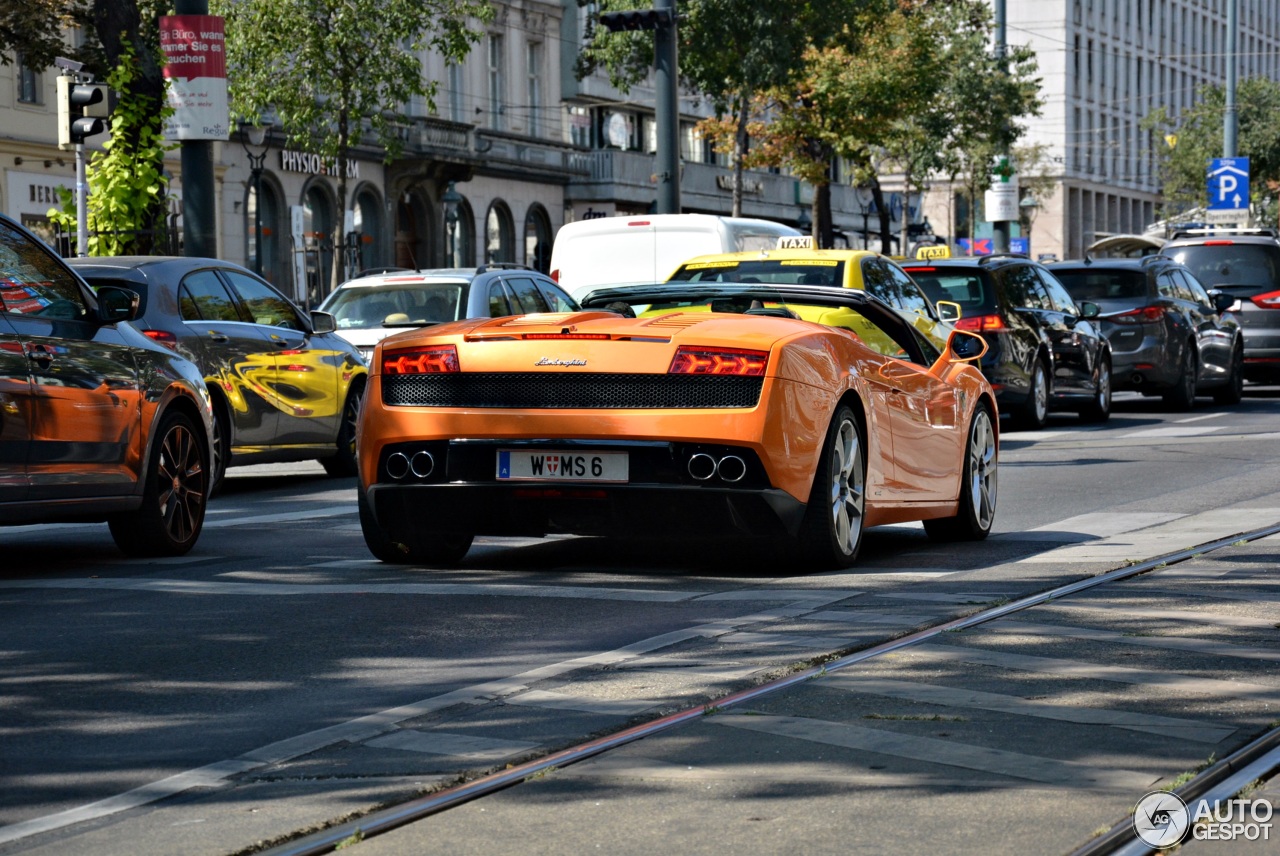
[549,213,802,300]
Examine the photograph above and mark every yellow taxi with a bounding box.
[666,238,959,353]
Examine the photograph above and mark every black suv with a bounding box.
[903,254,1111,430]
[1047,256,1243,408]
[1162,229,1280,383]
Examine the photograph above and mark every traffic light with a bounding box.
[598,8,675,31]
[57,76,109,150]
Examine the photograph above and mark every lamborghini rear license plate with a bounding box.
[497,450,629,483]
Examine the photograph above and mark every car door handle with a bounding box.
[206,331,229,343]
[26,345,53,365]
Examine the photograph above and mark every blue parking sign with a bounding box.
[1208,157,1250,210]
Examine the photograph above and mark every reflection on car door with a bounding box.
[0,314,31,501]
[222,269,340,445]
[178,268,280,449]
[1177,270,1233,376]
[4,277,142,499]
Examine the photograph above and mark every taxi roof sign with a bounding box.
[777,235,814,249]
[915,244,951,260]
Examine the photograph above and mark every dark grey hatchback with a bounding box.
[1048,256,1243,409]
[67,257,367,489]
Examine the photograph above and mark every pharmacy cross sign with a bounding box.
[1207,157,1249,212]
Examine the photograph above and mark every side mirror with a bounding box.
[1076,301,1101,319]
[1209,289,1235,313]
[96,286,140,323]
[935,300,962,322]
[947,328,988,362]
[310,310,337,334]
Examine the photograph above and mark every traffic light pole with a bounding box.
[653,0,680,214]
[75,142,88,257]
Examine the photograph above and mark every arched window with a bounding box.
[485,200,515,264]
[302,182,336,306]
[395,191,431,270]
[523,203,552,273]
[246,175,285,288]
[350,185,384,274]
[445,194,476,268]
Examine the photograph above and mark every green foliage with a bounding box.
[1143,77,1280,220]
[47,44,175,256]
[0,0,85,70]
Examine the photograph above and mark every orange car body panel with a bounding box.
[358,309,995,528]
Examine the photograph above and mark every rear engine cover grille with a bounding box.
[382,373,763,409]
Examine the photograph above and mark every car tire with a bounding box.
[109,410,208,557]
[1078,356,1112,423]
[1162,344,1198,411]
[1011,358,1049,431]
[1213,344,1244,406]
[795,404,865,569]
[208,397,230,496]
[924,402,997,542]
[322,387,361,477]
[358,489,473,566]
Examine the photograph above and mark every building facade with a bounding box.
[920,0,1280,262]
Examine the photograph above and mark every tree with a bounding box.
[47,44,175,255]
[1143,77,1280,222]
[7,1,174,252]
[580,0,857,218]
[212,0,493,292]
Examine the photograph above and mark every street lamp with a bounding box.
[443,181,462,266]
[240,120,271,275]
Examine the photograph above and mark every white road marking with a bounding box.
[202,505,353,528]
[366,730,538,761]
[1173,413,1226,423]
[713,714,1157,790]
[1119,425,1223,438]
[504,690,664,717]
[1017,507,1280,563]
[998,511,1185,542]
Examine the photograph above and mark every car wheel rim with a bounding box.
[1184,350,1196,399]
[1097,361,1111,408]
[156,423,206,544]
[212,411,227,479]
[1033,365,1048,421]
[829,417,865,556]
[968,409,997,530]
[342,394,360,458]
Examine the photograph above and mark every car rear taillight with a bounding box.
[954,314,1006,332]
[550,269,560,283]
[142,329,179,349]
[668,346,768,376]
[1250,290,1280,309]
[1107,306,1165,324]
[383,345,459,374]
[1201,240,1235,246]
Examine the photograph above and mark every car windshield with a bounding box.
[326,283,463,328]
[1052,269,1147,302]
[1167,243,1280,288]
[905,268,998,315]
[668,259,846,287]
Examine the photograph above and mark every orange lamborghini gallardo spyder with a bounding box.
[356,282,998,569]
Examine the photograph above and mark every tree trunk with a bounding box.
[332,113,350,296]
[899,168,912,258]
[870,177,893,254]
[731,97,748,218]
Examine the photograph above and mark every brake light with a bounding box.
[1202,240,1234,246]
[668,346,768,376]
[550,269,560,282]
[627,220,651,226]
[142,329,179,349]
[383,345,459,374]
[1250,290,1280,309]
[522,333,610,340]
[1108,306,1165,324]
[905,266,936,272]
[954,314,1006,331]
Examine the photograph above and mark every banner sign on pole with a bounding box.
[160,15,229,141]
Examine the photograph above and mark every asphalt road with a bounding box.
[2,388,1279,855]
